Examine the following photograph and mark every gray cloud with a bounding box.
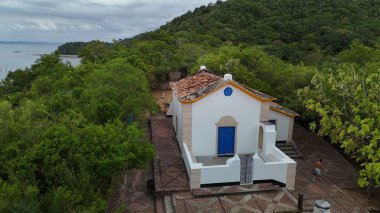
[0,0,220,42]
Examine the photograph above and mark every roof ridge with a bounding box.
[187,69,221,78]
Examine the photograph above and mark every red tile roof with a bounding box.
[170,71,221,101]
[170,70,298,117]
[170,70,276,103]
[269,102,299,117]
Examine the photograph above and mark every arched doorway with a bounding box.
[216,116,238,156]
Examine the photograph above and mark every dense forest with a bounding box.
[56,42,88,55]
[128,0,380,64]
[0,52,157,211]
[2,0,380,211]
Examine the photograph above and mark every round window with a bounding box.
[224,87,233,96]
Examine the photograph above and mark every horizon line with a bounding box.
[0,40,84,44]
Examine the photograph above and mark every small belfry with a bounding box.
[168,66,299,190]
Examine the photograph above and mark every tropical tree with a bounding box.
[301,65,380,197]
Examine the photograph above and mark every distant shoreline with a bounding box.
[0,42,81,79]
[60,55,79,58]
[0,41,63,45]
[29,54,79,58]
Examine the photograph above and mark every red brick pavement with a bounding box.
[106,168,155,213]
[173,190,299,212]
[151,116,189,195]
[106,116,369,212]
[292,123,368,212]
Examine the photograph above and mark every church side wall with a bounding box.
[268,110,291,142]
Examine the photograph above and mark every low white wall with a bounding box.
[183,144,241,187]
[270,146,289,161]
[252,153,288,184]
[200,154,241,185]
[183,143,202,175]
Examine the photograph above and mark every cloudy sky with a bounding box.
[0,0,219,43]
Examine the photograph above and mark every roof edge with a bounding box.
[180,80,276,104]
[269,105,300,117]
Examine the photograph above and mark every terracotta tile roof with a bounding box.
[170,71,221,102]
[269,102,299,117]
[170,70,276,103]
[170,70,299,117]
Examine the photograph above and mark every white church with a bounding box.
[168,66,298,190]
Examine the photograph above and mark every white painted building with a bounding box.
[168,67,298,190]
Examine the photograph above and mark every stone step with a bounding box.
[275,142,302,159]
[282,150,298,154]
[287,154,302,159]
[276,143,293,148]
[279,147,295,151]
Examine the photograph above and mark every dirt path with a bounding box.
[151,90,172,113]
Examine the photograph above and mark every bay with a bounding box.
[0,42,81,79]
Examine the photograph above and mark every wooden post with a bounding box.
[297,193,304,212]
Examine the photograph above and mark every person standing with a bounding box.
[313,159,324,176]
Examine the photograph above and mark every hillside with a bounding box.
[124,0,380,64]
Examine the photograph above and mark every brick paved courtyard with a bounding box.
[151,116,190,195]
[107,114,369,212]
[151,116,368,212]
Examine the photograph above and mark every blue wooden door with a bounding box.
[218,126,235,156]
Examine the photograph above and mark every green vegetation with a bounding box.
[1,0,380,209]
[56,42,88,55]
[0,54,156,211]
[126,0,380,65]
[301,42,380,196]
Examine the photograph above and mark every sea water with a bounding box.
[0,42,80,79]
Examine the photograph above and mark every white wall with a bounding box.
[166,102,173,116]
[192,84,262,156]
[183,143,240,187]
[183,143,202,175]
[172,92,183,147]
[270,146,289,161]
[200,154,240,184]
[252,153,288,184]
[260,123,276,156]
[269,110,291,142]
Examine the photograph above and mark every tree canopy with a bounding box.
[0,54,157,211]
[125,0,380,65]
[301,43,380,195]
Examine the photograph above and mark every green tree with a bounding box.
[338,40,380,67]
[78,40,112,64]
[0,50,157,211]
[301,65,380,197]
